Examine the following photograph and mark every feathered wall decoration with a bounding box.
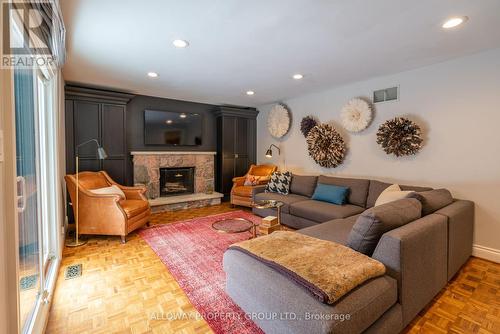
[340,98,373,132]
[306,124,346,168]
[300,116,318,137]
[376,117,423,157]
[267,103,291,138]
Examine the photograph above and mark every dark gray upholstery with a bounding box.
[364,304,403,334]
[317,175,370,207]
[224,249,397,334]
[298,215,359,245]
[290,174,318,197]
[366,180,433,208]
[435,200,474,279]
[289,200,365,223]
[237,176,473,334]
[252,185,267,198]
[278,212,319,229]
[254,192,309,214]
[408,189,454,215]
[372,214,448,326]
[347,199,422,255]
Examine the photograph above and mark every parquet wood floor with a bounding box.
[46,203,500,334]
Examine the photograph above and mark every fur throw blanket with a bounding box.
[229,231,386,304]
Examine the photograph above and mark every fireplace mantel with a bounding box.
[131,151,216,156]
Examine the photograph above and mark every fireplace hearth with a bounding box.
[160,167,195,197]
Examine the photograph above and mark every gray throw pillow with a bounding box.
[347,198,422,256]
[407,189,453,216]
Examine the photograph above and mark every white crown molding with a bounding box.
[473,244,500,264]
[131,151,216,156]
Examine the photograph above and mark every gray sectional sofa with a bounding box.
[223,174,474,334]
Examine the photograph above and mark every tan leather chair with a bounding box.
[65,171,151,243]
[230,164,277,207]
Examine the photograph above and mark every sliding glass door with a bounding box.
[15,68,43,333]
[7,3,63,333]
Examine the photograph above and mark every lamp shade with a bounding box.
[265,148,273,158]
[97,146,108,160]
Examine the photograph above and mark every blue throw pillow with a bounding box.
[312,183,349,205]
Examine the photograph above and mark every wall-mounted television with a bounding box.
[144,110,203,146]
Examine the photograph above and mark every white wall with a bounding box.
[257,47,500,256]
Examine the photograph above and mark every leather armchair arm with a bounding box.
[117,185,148,201]
[232,176,246,187]
[99,171,148,201]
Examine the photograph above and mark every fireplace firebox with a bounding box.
[159,167,195,197]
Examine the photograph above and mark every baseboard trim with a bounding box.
[473,244,500,263]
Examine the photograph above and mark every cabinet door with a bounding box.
[73,100,101,172]
[101,104,126,183]
[235,117,248,155]
[221,157,235,195]
[222,116,236,158]
[234,117,250,176]
[74,100,100,157]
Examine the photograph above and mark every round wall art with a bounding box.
[306,124,346,168]
[267,103,291,138]
[300,116,318,137]
[376,117,423,157]
[340,98,373,132]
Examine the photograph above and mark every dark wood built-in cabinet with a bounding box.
[65,85,133,185]
[215,106,259,197]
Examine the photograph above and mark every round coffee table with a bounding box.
[212,218,256,238]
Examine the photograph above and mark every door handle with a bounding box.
[16,176,26,213]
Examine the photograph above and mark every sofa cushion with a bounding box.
[119,200,150,218]
[290,200,365,223]
[318,175,370,207]
[298,215,360,245]
[347,198,422,255]
[290,174,318,197]
[311,183,349,205]
[408,189,454,216]
[265,171,292,195]
[254,192,309,214]
[366,180,433,208]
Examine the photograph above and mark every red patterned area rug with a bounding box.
[138,211,264,334]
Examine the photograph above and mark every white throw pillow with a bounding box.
[89,185,126,199]
[374,184,414,206]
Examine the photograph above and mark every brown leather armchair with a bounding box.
[230,164,277,207]
[65,171,151,243]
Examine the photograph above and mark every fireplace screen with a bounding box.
[159,167,195,196]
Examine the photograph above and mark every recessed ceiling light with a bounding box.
[246,90,255,96]
[166,120,173,124]
[179,113,187,118]
[292,74,304,80]
[173,39,189,48]
[147,72,159,78]
[442,16,468,29]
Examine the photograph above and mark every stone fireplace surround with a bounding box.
[131,151,222,212]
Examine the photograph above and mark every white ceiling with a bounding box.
[61,0,500,107]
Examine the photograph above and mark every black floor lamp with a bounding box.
[66,139,107,247]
